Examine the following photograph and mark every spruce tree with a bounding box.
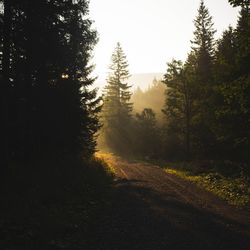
[214,3,250,161]
[191,0,217,156]
[228,0,250,7]
[102,42,133,154]
[0,0,100,160]
[214,26,237,83]
[191,0,216,84]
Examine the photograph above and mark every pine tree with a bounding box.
[235,5,250,76]
[102,42,133,154]
[214,3,250,161]
[0,0,100,161]
[214,26,237,83]
[190,0,217,156]
[228,0,250,7]
[191,0,216,84]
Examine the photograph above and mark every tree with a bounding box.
[0,0,100,161]
[191,0,216,84]
[134,108,159,158]
[162,58,198,160]
[213,4,250,162]
[214,26,237,83]
[235,6,250,76]
[101,42,133,155]
[189,0,217,156]
[228,0,250,7]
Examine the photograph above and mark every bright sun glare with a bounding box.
[89,0,240,85]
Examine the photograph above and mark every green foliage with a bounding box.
[191,0,216,83]
[213,7,250,161]
[165,162,250,207]
[228,0,250,7]
[214,26,237,83]
[162,57,200,160]
[101,43,133,155]
[133,108,160,158]
[235,6,250,76]
[215,76,250,160]
[162,1,218,160]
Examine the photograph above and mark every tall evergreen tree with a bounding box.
[228,0,250,7]
[214,26,237,83]
[0,0,100,162]
[101,42,133,155]
[214,3,250,161]
[191,0,216,84]
[190,0,217,156]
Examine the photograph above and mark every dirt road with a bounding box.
[90,157,250,250]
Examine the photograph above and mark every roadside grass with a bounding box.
[163,161,250,207]
[95,152,116,176]
[0,154,113,249]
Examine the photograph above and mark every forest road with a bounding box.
[91,157,250,250]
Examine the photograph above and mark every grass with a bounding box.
[95,152,116,176]
[163,161,250,207]
[0,154,114,249]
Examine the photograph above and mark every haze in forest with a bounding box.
[94,72,164,92]
[1,1,250,248]
[89,0,240,85]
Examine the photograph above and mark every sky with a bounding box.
[88,0,240,83]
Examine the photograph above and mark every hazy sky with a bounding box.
[89,0,240,81]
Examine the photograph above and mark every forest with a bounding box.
[0,0,250,249]
[100,0,250,165]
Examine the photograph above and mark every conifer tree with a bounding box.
[134,108,159,158]
[0,0,100,161]
[191,0,216,84]
[102,42,133,154]
[228,0,250,7]
[214,26,237,83]
[214,3,250,161]
[190,0,217,156]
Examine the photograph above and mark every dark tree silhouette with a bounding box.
[0,0,100,164]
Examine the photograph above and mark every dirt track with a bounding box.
[90,157,250,250]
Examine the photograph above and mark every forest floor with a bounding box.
[1,154,250,249]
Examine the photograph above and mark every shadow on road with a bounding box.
[88,177,250,250]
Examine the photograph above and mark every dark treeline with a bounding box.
[0,0,101,166]
[100,0,250,168]
[162,0,250,162]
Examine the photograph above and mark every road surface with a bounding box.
[91,157,250,250]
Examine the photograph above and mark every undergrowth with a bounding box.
[164,162,250,207]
